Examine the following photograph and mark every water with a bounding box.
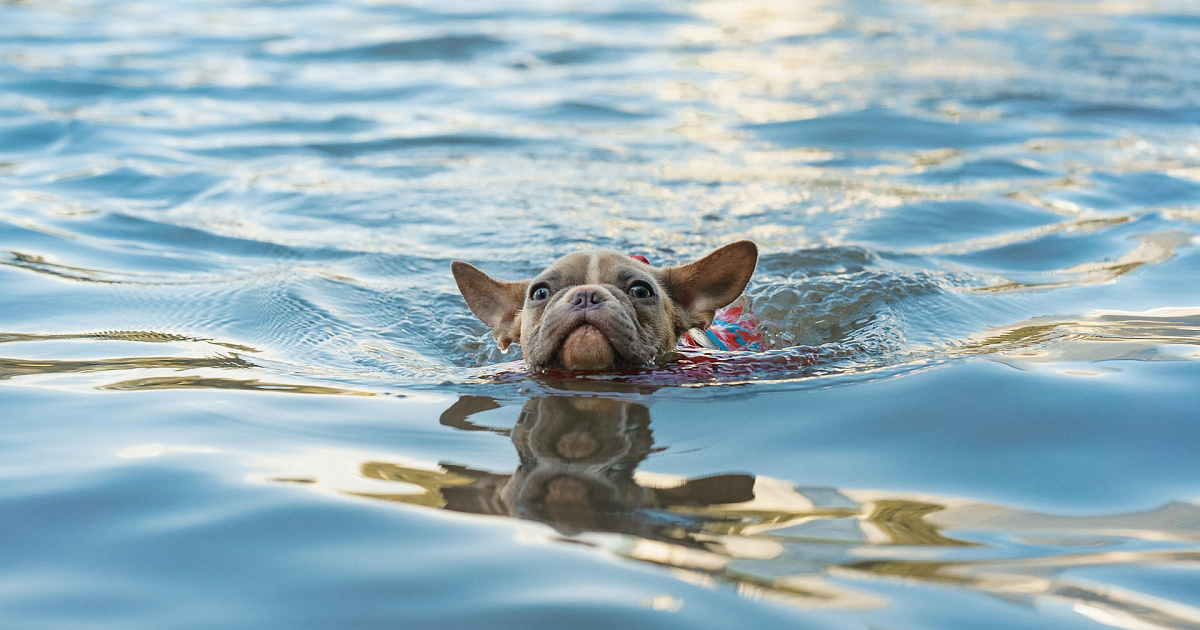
[2,0,1199,628]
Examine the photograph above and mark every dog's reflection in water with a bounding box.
[268,393,1200,618]
[383,395,754,539]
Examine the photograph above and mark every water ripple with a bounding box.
[3,0,1200,627]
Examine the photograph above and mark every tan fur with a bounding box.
[451,241,758,371]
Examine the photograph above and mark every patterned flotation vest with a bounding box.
[678,304,764,351]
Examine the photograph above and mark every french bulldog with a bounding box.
[451,241,758,371]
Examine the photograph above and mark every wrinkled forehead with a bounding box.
[535,250,658,286]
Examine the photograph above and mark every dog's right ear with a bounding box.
[451,261,527,352]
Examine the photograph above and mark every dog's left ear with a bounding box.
[451,261,528,352]
[664,240,758,330]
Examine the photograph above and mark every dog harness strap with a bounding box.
[680,327,720,350]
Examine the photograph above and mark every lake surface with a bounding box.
[2,0,1200,628]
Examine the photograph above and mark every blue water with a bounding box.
[2,0,1200,628]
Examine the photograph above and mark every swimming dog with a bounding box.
[451,241,758,372]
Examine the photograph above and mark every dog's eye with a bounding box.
[529,285,551,301]
[628,281,654,299]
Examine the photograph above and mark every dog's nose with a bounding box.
[569,287,606,310]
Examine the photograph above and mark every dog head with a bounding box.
[451,241,757,371]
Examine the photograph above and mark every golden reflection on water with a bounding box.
[4,251,146,284]
[678,1,856,123]
[99,375,374,395]
[261,393,1200,625]
[957,306,1200,369]
[0,354,254,380]
[0,330,372,395]
[0,330,257,351]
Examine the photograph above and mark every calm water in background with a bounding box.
[3,0,1200,628]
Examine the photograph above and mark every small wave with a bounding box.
[955,306,1200,371]
[284,35,507,62]
[745,109,1035,151]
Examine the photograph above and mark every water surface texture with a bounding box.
[2,0,1200,628]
